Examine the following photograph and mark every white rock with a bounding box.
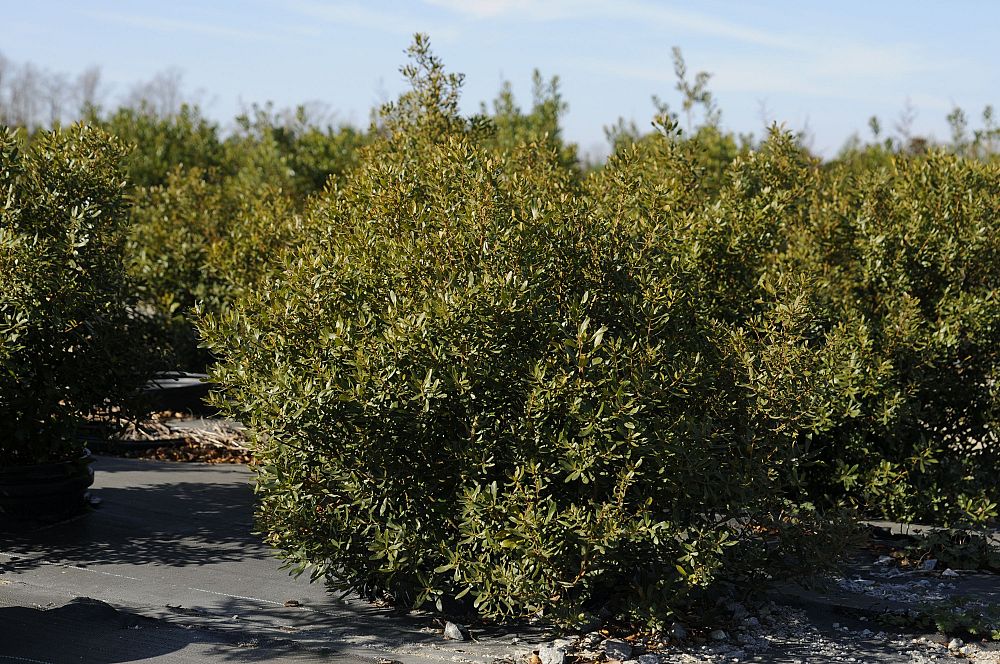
[443,621,468,641]
[947,637,963,650]
[637,654,660,664]
[710,629,728,641]
[604,639,633,661]
[538,646,565,664]
[942,568,959,577]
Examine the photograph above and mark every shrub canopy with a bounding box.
[200,39,855,623]
[0,124,146,464]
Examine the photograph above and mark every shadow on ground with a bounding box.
[0,596,372,663]
[1,478,268,574]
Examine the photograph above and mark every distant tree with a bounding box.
[672,46,719,130]
[124,68,191,118]
[75,66,104,116]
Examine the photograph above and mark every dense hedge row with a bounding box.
[195,39,1000,623]
[792,154,1000,523]
[5,37,1000,624]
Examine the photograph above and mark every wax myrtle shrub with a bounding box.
[229,103,369,200]
[0,125,149,465]
[123,105,364,370]
[127,166,299,369]
[200,37,856,625]
[93,103,226,189]
[481,70,580,173]
[602,47,748,195]
[784,153,1000,525]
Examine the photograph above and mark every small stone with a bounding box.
[604,639,633,660]
[875,555,894,565]
[960,645,973,656]
[832,623,840,629]
[724,601,749,620]
[942,568,959,577]
[742,616,760,629]
[710,629,728,641]
[443,621,468,641]
[669,622,688,641]
[538,646,565,664]
[921,558,937,571]
[528,655,542,664]
[283,599,301,607]
[637,654,660,664]
[622,660,639,664]
[948,638,963,650]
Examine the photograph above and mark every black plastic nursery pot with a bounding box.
[143,372,215,415]
[0,450,95,526]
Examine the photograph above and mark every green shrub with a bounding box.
[482,70,579,173]
[201,39,853,624]
[0,124,147,464]
[128,166,298,369]
[94,103,226,189]
[789,153,1000,524]
[229,103,369,200]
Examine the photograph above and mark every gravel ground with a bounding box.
[524,602,1000,664]
[519,545,1000,664]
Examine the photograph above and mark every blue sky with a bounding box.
[3,1,997,157]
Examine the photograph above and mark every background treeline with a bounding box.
[4,38,1000,626]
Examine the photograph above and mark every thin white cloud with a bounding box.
[282,1,458,39]
[87,10,278,42]
[574,40,962,112]
[810,43,956,80]
[611,1,806,51]
[424,0,805,50]
[424,0,576,21]
[577,56,833,100]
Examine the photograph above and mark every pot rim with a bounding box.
[0,448,93,474]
